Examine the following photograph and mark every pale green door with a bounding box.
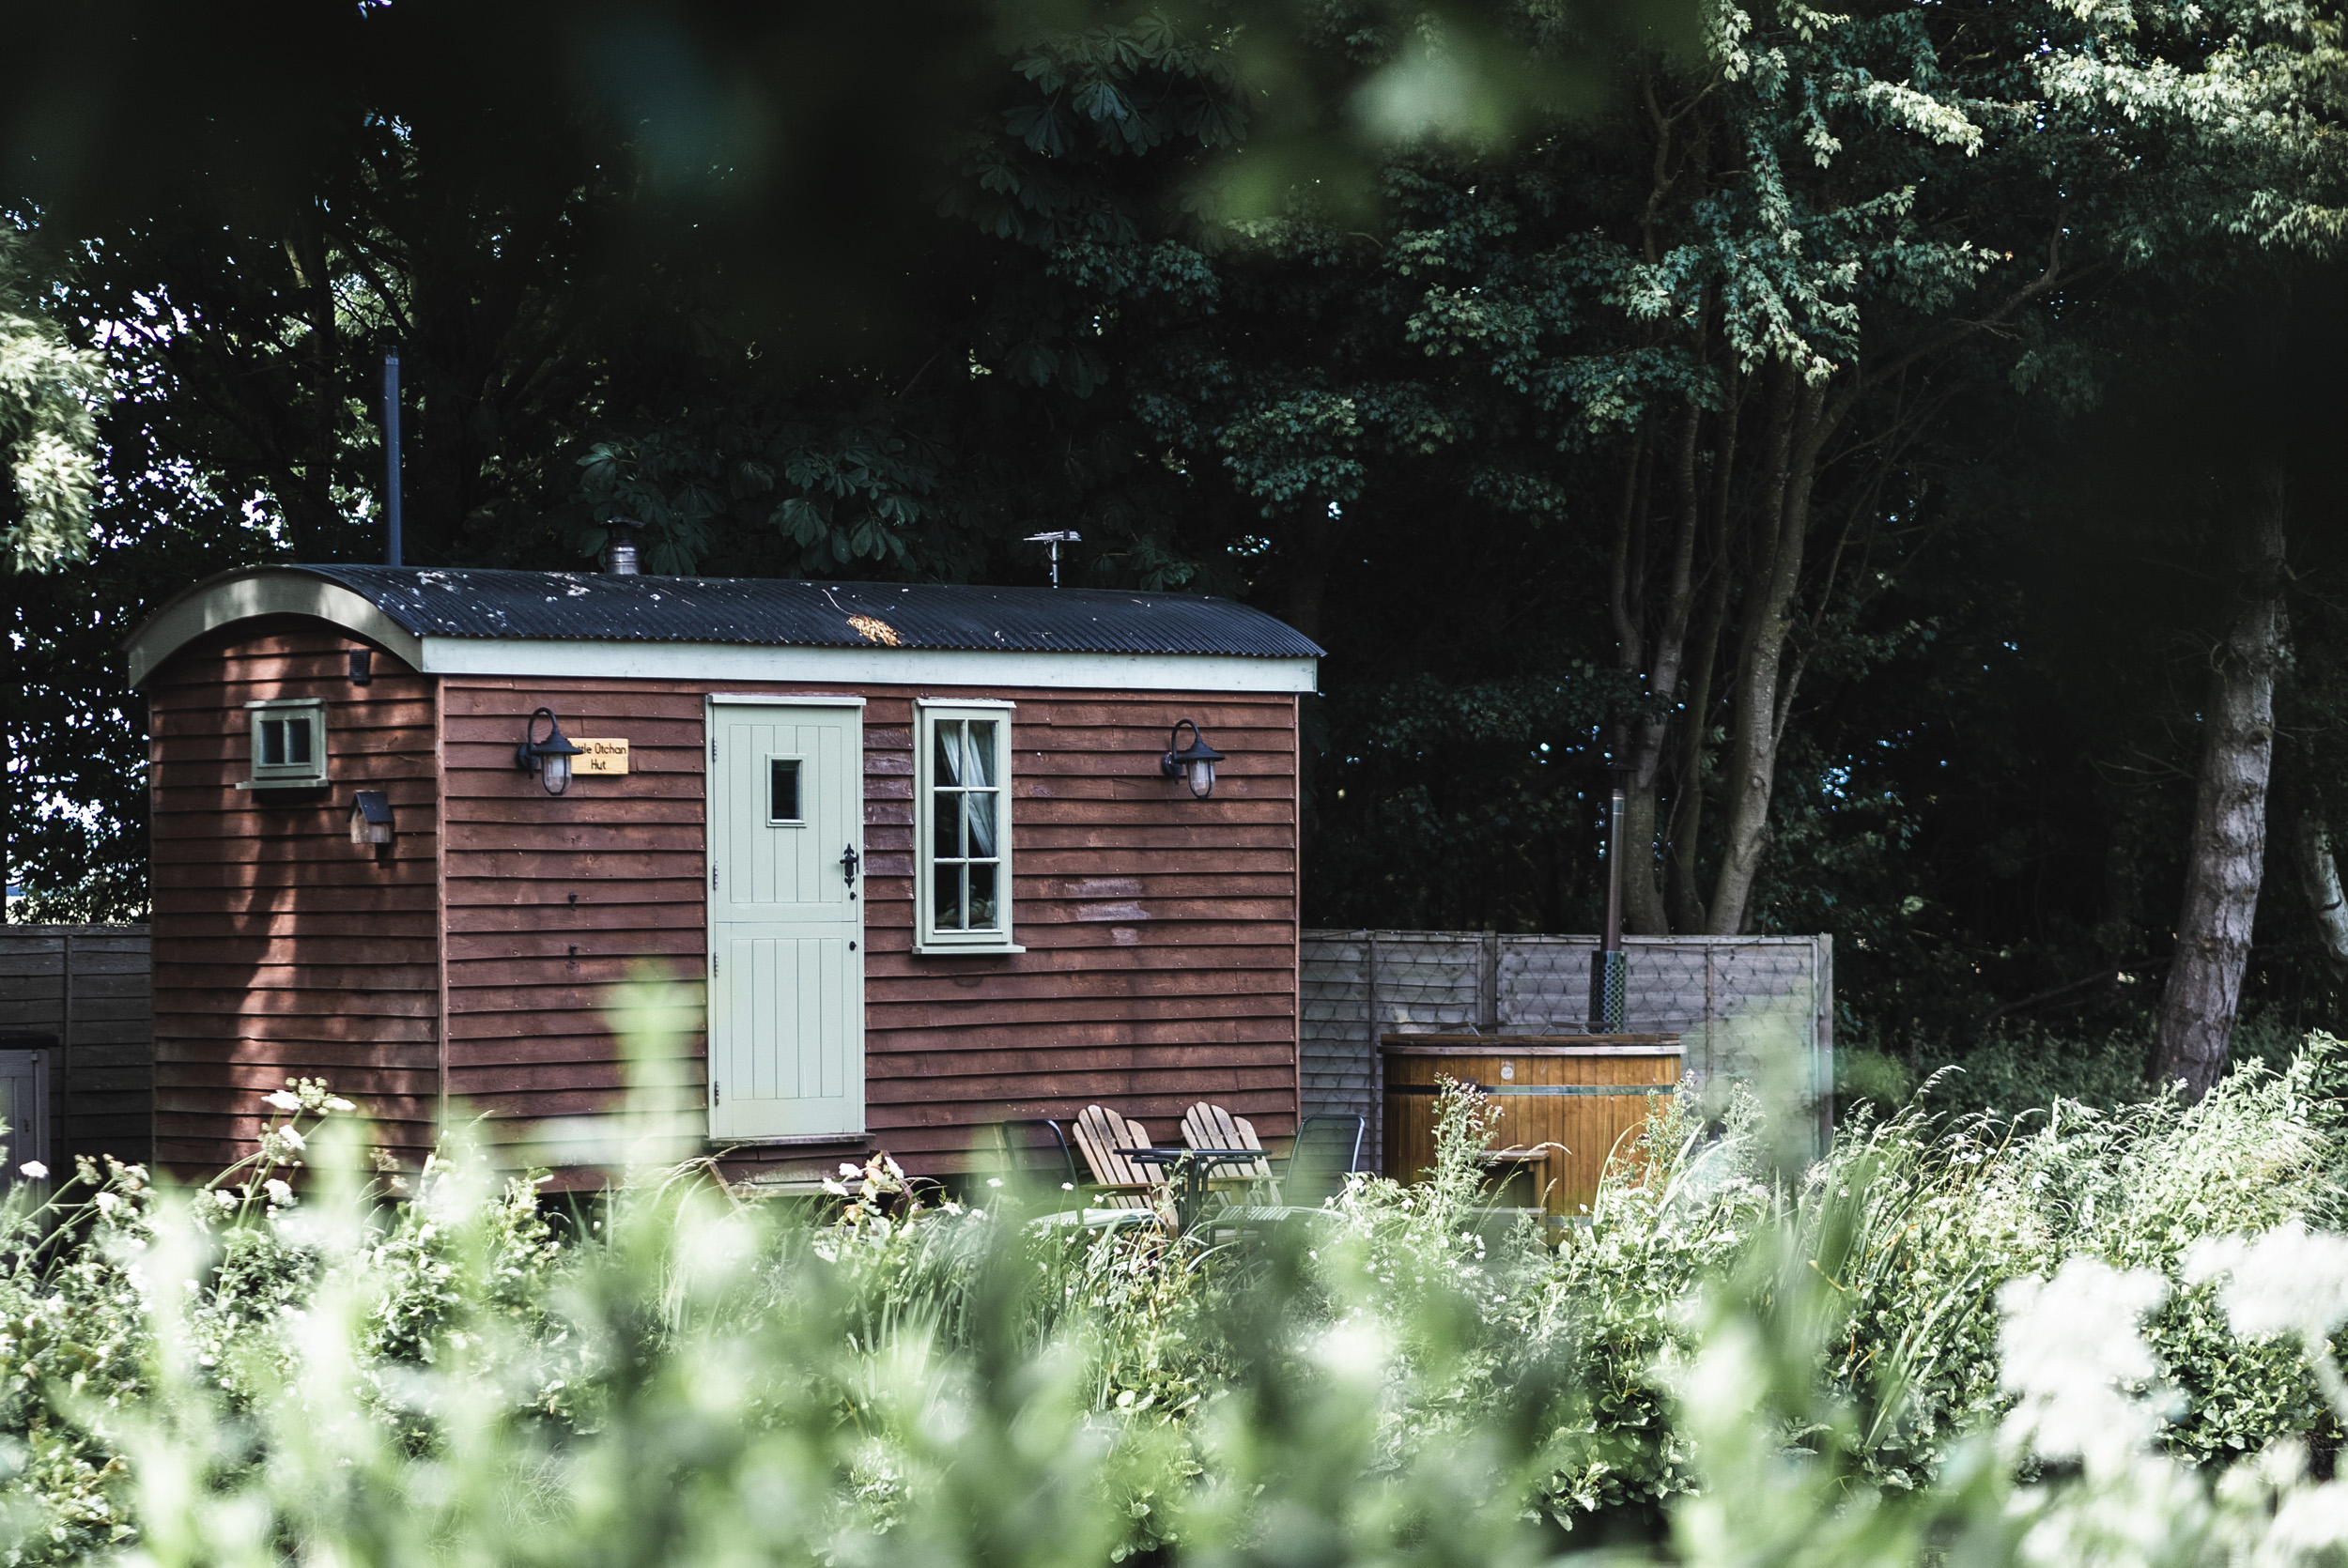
[706,699,866,1141]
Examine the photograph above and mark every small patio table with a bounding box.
[1123,1147,1265,1229]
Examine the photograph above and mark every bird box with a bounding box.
[348,790,394,847]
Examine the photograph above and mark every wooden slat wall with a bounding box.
[439,679,1301,1179]
[147,625,440,1174]
[0,924,154,1168]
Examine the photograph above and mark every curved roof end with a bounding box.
[123,567,425,688]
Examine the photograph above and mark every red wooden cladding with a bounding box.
[437,679,1299,1181]
[148,628,1303,1184]
[147,625,442,1175]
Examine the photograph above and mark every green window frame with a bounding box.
[913,699,1021,954]
[241,698,329,790]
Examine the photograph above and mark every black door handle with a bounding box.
[840,843,860,886]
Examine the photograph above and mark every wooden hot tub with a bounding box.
[1381,1034,1682,1228]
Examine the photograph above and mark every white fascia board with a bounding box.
[706,694,869,708]
[126,577,426,687]
[420,638,1320,694]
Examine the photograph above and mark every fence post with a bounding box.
[59,931,73,1167]
[1477,930,1499,1034]
[1815,934,1835,1146]
[1702,942,1717,1088]
[1364,933,1382,1173]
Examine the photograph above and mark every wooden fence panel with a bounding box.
[1301,930,1833,1169]
[0,925,154,1170]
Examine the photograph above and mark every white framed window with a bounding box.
[240,699,329,789]
[913,699,1021,954]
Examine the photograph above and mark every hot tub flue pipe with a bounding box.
[1589,777,1628,1033]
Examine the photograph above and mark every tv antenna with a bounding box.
[1023,530,1080,588]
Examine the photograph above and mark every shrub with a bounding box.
[0,1040,2345,1564]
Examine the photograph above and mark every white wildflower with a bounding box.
[324,1096,355,1113]
[1313,1320,1396,1387]
[264,1091,303,1112]
[2263,1480,2348,1560]
[93,1191,119,1214]
[212,1189,238,1209]
[2184,1222,2348,1345]
[987,1177,1004,1189]
[265,1179,293,1207]
[275,1125,306,1152]
[16,1161,44,1180]
[839,1162,861,1177]
[1999,1255,2170,1465]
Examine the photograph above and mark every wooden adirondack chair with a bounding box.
[1179,1102,1274,1190]
[1182,1106,1374,1232]
[1071,1106,1169,1211]
[1182,1101,1304,1230]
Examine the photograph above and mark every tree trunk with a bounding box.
[2152,486,2290,1098]
[1284,510,1339,642]
[2293,805,2348,976]
[1707,367,1827,935]
[1618,403,1709,935]
[1664,373,1742,932]
[281,218,340,561]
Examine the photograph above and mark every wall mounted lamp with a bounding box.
[1160,720,1226,800]
[348,790,394,847]
[516,706,585,796]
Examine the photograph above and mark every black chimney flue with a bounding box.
[381,350,402,567]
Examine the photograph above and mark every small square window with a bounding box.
[768,758,802,823]
[242,699,329,790]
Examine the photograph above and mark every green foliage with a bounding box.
[0,228,107,574]
[2,1035,2346,1564]
[1906,1024,2161,1120]
[8,0,2348,1125]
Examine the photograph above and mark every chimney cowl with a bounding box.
[602,518,643,576]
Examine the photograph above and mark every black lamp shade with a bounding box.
[1160,720,1226,800]
[517,707,586,796]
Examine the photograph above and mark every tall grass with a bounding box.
[1,1042,2346,1564]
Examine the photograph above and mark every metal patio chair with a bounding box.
[981,1116,1084,1189]
[1281,1113,1367,1210]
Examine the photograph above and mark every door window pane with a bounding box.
[769,759,801,822]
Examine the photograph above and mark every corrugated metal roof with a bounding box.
[297,566,1324,659]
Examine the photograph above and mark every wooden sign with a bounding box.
[573,738,630,776]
